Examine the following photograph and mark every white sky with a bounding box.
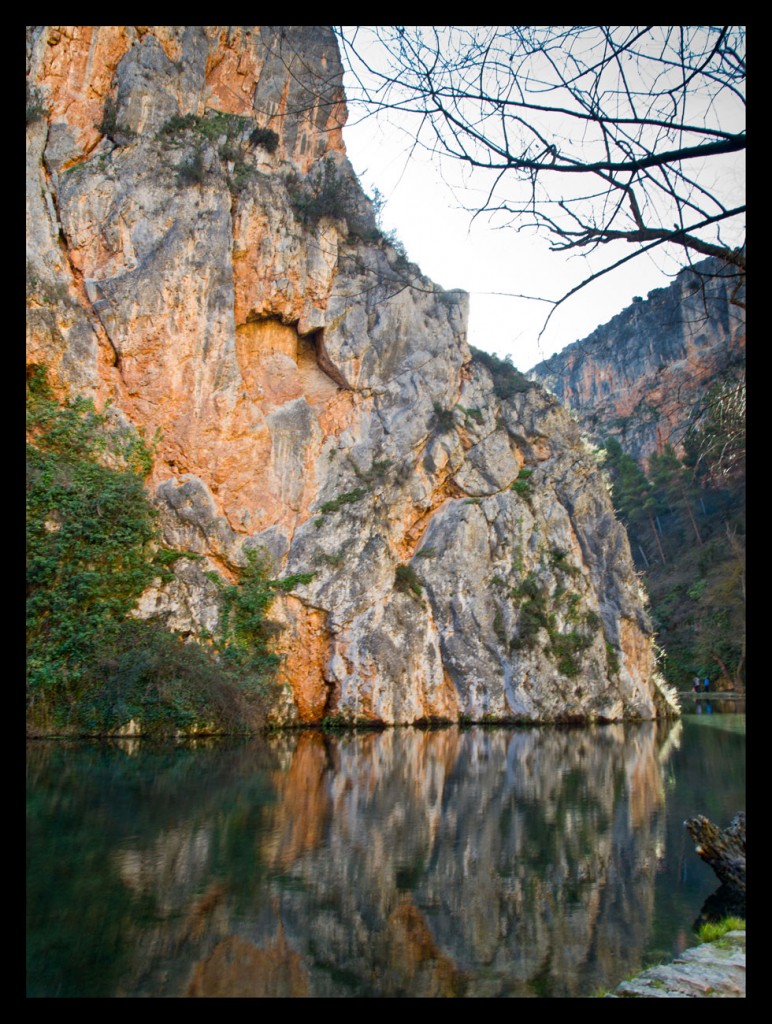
[342,120,678,370]
[338,29,745,372]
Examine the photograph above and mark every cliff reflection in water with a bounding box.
[29,722,686,997]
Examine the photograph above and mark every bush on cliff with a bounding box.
[25,366,282,735]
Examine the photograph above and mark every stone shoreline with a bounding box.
[605,930,745,997]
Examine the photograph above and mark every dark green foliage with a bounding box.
[606,642,621,677]
[270,571,316,592]
[26,366,291,735]
[432,402,457,433]
[97,96,118,137]
[215,549,282,685]
[73,620,257,736]
[603,437,665,558]
[318,487,368,515]
[550,630,593,678]
[470,346,534,399]
[511,597,549,650]
[511,467,533,498]
[159,110,258,195]
[159,110,252,143]
[395,563,423,597]
[176,148,207,186]
[603,371,745,689]
[27,367,161,726]
[583,609,601,632]
[683,370,745,486]
[286,157,376,239]
[150,546,200,583]
[508,568,597,675]
[227,155,258,195]
[492,608,507,645]
[249,125,279,152]
[511,571,541,603]
[158,112,199,135]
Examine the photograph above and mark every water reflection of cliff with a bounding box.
[27,723,681,997]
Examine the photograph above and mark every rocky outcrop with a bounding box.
[26,26,674,724]
[608,930,746,998]
[528,260,746,466]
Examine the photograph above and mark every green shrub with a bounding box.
[27,366,161,726]
[395,563,423,597]
[159,110,258,194]
[215,548,282,680]
[270,571,315,592]
[226,154,257,195]
[511,468,533,498]
[26,366,291,736]
[431,402,456,433]
[511,598,547,649]
[286,157,374,238]
[74,620,260,736]
[606,641,621,676]
[470,346,534,399]
[549,630,592,678]
[159,110,252,144]
[249,126,279,152]
[176,148,206,186]
[157,112,199,136]
[493,609,507,645]
[318,487,368,515]
[97,96,118,137]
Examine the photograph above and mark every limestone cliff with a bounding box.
[528,259,746,466]
[26,26,673,724]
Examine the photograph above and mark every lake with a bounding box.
[27,714,745,997]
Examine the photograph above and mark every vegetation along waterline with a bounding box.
[26,365,311,737]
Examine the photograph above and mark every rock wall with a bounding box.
[26,26,673,724]
[528,259,746,466]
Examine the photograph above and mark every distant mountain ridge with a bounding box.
[527,259,745,465]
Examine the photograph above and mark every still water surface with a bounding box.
[27,715,745,997]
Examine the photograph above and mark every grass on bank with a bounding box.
[696,916,746,944]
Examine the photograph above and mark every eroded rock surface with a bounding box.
[528,259,746,467]
[26,25,675,724]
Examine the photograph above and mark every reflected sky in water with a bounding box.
[27,716,745,997]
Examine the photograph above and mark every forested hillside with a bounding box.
[602,362,745,690]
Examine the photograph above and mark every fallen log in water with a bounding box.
[685,812,746,894]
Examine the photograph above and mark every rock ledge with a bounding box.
[607,930,746,998]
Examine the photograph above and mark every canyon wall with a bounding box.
[528,260,746,466]
[26,26,674,724]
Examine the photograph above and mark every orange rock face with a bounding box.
[27,26,669,725]
[186,931,310,998]
[529,263,746,467]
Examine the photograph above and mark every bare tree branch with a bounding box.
[335,25,746,319]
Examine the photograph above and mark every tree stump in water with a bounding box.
[685,812,745,894]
